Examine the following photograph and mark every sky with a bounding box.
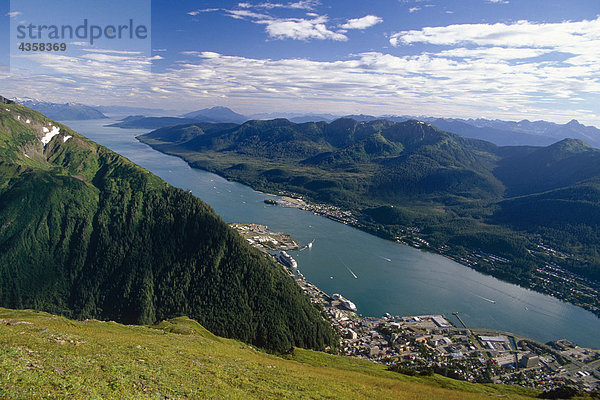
[1,0,600,125]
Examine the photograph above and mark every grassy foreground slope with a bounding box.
[0,308,540,400]
[0,101,334,353]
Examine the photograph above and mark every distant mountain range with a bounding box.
[338,114,600,148]
[107,105,600,149]
[423,117,600,148]
[12,98,108,120]
[182,106,248,124]
[249,112,340,124]
[109,106,249,129]
[10,97,600,148]
[10,99,179,120]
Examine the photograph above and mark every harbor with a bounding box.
[268,245,600,392]
[232,226,600,392]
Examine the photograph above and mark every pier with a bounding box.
[452,311,468,329]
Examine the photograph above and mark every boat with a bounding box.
[476,295,496,304]
[332,293,358,312]
[276,251,298,269]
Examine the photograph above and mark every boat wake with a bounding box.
[337,256,358,279]
[475,295,496,304]
[300,239,315,251]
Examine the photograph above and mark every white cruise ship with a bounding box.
[276,251,298,269]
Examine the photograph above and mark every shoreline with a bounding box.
[134,138,599,318]
[264,190,600,320]
[269,247,600,391]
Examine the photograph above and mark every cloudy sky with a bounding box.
[1,0,599,124]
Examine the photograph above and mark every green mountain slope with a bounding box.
[142,119,504,205]
[0,102,335,353]
[494,139,600,196]
[138,118,600,289]
[0,308,540,399]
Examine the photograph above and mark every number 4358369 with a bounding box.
[18,42,67,51]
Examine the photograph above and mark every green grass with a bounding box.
[0,308,541,399]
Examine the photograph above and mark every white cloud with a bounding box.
[263,16,347,41]
[409,7,421,13]
[239,0,321,10]
[226,9,270,20]
[390,17,600,52]
[5,15,600,126]
[436,47,548,61]
[188,9,219,16]
[488,0,509,3]
[225,9,347,41]
[224,2,383,41]
[5,11,21,18]
[339,15,383,30]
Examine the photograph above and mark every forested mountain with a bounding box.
[0,101,335,353]
[139,118,600,285]
[284,113,600,148]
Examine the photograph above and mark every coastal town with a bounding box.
[235,220,600,393]
[266,191,600,319]
[296,261,600,392]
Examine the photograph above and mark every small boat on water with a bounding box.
[300,239,315,251]
[476,295,496,304]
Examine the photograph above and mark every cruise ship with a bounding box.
[332,293,358,312]
[276,251,298,269]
